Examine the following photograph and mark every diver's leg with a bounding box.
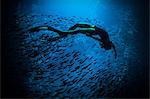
[29,26,43,32]
[63,28,95,35]
[47,26,64,35]
[29,26,64,35]
[69,23,94,30]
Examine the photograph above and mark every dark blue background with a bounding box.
[1,0,149,98]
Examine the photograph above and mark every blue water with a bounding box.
[12,0,141,98]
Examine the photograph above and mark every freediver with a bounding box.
[29,23,117,58]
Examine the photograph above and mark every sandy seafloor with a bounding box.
[6,0,145,98]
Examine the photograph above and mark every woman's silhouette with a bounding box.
[29,23,117,58]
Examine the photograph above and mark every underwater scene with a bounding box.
[4,0,148,98]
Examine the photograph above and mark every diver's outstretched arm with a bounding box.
[69,23,95,30]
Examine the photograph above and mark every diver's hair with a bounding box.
[111,42,117,58]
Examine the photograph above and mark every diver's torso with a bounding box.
[95,27,109,41]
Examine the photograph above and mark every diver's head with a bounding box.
[100,41,113,50]
[100,41,117,58]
